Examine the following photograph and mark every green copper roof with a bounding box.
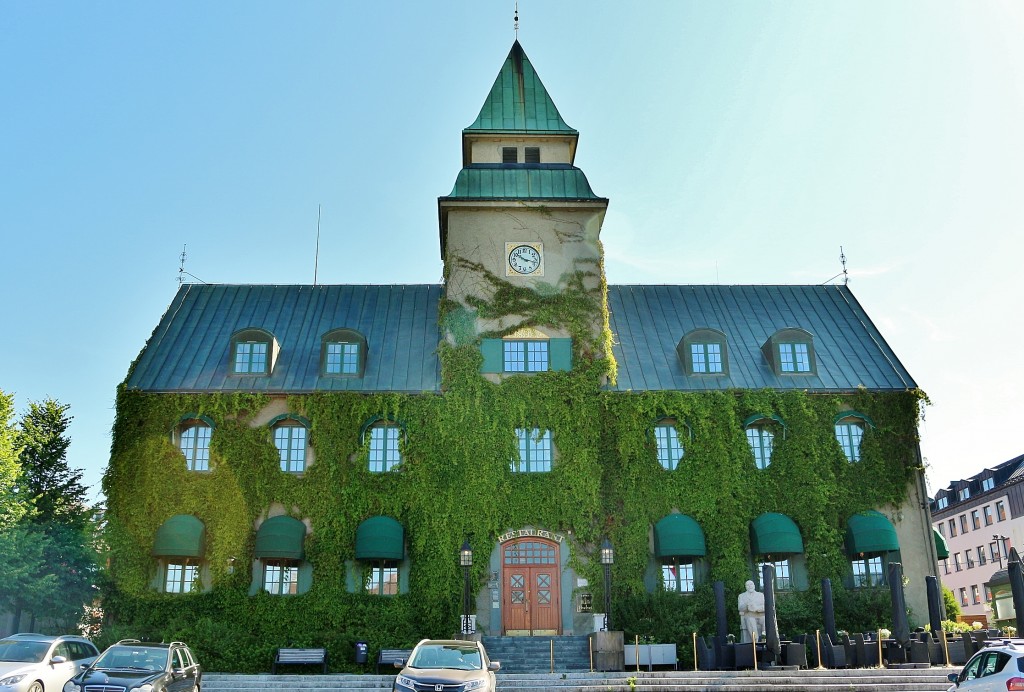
[750,513,804,556]
[845,510,899,555]
[466,41,575,134]
[444,164,600,200]
[152,514,205,558]
[355,516,405,560]
[654,514,707,558]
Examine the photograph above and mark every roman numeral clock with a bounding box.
[506,242,544,277]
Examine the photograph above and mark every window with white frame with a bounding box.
[984,505,994,525]
[971,510,981,530]
[234,341,268,374]
[835,419,865,462]
[851,555,884,587]
[368,422,402,473]
[937,496,949,510]
[977,546,987,565]
[959,588,968,607]
[654,420,685,470]
[661,559,695,593]
[997,501,1007,521]
[746,425,775,470]
[779,342,811,373]
[179,421,212,471]
[325,342,360,374]
[264,560,299,595]
[165,560,199,593]
[504,340,549,372]
[959,487,971,501]
[757,560,792,590]
[983,477,995,492]
[690,343,723,374]
[512,428,553,473]
[274,423,307,473]
[364,560,399,595]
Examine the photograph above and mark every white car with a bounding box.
[0,633,98,692]
[393,639,500,692]
[947,639,1024,691]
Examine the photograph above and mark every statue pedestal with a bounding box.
[591,630,624,671]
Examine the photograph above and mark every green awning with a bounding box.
[654,514,706,558]
[750,513,804,555]
[152,515,205,557]
[355,516,405,560]
[845,510,900,555]
[254,516,306,559]
[934,528,949,560]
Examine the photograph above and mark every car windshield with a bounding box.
[93,645,168,671]
[0,639,49,663]
[410,645,482,670]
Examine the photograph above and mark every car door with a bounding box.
[45,642,79,691]
[168,647,198,692]
[957,652,985,690]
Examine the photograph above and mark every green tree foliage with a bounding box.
[19,399,88,528]
[0,389,24,528]
[943,585,961,620]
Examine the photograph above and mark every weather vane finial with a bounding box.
[514,2,519,39]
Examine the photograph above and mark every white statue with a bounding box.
[737,580,766,643]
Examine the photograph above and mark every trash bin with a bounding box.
[354,641,368,665]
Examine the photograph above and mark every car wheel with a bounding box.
[27,682,43,692]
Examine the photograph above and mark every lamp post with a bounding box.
[460,538,473,636]
[995,534,1009,570]
[600,538,614,631]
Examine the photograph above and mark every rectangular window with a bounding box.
[502,146,518,163]
[654,423,684,470]
[977,546,987,565]
[971,510,981,530]
[234,341,268,374]
[954,553,962,571]
[991,542,1001,562]
[180,424,212,472]
[275,426,307,473]
[512,428,552,473]
[997,501,1007,521]
[949,519,957,537]
[960,514,969,533]
[365,561,399,595]
[971,585,981,605]
[779,343,810,373]
[986,586,993,601]
[757,560,791,591]
[965,548,974,568]
[325,342,359,374]
[661,561,695,593]
[937,522,945,537]
[959,487,971,501]
[165,561,199,593]
[851,556,884,587]
[983,477,995,492]
[369,425,401,472]
[524,147,540,163]
[942,559,949,575]
[835,422,865,462]
[984,505,994,525]
[959,588,968,607]
[937,496,949,510]
[504,340,549,372]
[264,561,298,595]
[690,343,723,373]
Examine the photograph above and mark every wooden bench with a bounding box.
[273,647,327,673]
[376,648,413,673]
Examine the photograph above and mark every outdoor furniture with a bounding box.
[696,636,716,671]
[853,633,879,667]
[712,637,735,671]
[783,640,807,668]
[272,647,327,674]
[376,649,413,673]
[945,636,967,665]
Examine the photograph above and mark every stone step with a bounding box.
[200,668,956,692]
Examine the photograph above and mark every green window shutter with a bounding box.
[550,338,572,371]
[480,339,504,373]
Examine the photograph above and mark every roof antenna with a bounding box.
[313,204,322,286]
[839,245,848,285]
[177,243,207,285]
[514,1,519,39]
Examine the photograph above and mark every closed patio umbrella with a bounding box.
[763,564,781,662]
[1008,548,1024,628]
[926,575,942,638]
[888,562,911,648]
[822,578,838,643]
[714,580,728,640]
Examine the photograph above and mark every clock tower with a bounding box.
[438,42,610,372]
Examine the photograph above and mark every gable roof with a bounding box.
[607,284,915,392]
[126,284,443,393]
[465,41,576,135]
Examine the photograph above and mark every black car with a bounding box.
[62,639,201,692]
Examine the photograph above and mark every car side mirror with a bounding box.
[947,673,959,684]
[50,655,68,665]
[393,660,405,669]
[489,661,501,672]
[172,667,186,677]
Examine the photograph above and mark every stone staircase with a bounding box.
[201,667,957,692]
[481,635,592,673]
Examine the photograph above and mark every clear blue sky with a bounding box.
[2,2,1022,502]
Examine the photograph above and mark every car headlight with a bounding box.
[464,679,488,691]
[395,673,416,689]
[0,674,27,685]
[130,685,154,692]
[63,683,82,692]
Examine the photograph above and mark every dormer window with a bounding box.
[958,487,970,501]
[678,329,728,375]
[936,496,949,510]
[231,328,278,375]
[321,328,367,377]
[982,477,995,492]
[762,328,815,376]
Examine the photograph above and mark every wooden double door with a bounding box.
[501,537,561,635]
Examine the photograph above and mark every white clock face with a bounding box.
[508,244,542,275]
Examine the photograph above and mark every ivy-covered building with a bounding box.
[104,41,936,667]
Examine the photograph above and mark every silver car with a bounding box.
[393,639,500,692]
[947,639,1024,691]
[0,633,98,692]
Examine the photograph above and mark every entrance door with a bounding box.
[502,538,560,635]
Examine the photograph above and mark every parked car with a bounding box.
[393,639,500,692]
[62,639,201,692]
[947,639,1024,691]
[0,633,99,692]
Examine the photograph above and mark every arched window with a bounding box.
[175,415,214,472]
[744,414,784,470]
[834,412,875,462]
[269,414,310,473]
[653,419,687,471]
[361,418,403,473]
